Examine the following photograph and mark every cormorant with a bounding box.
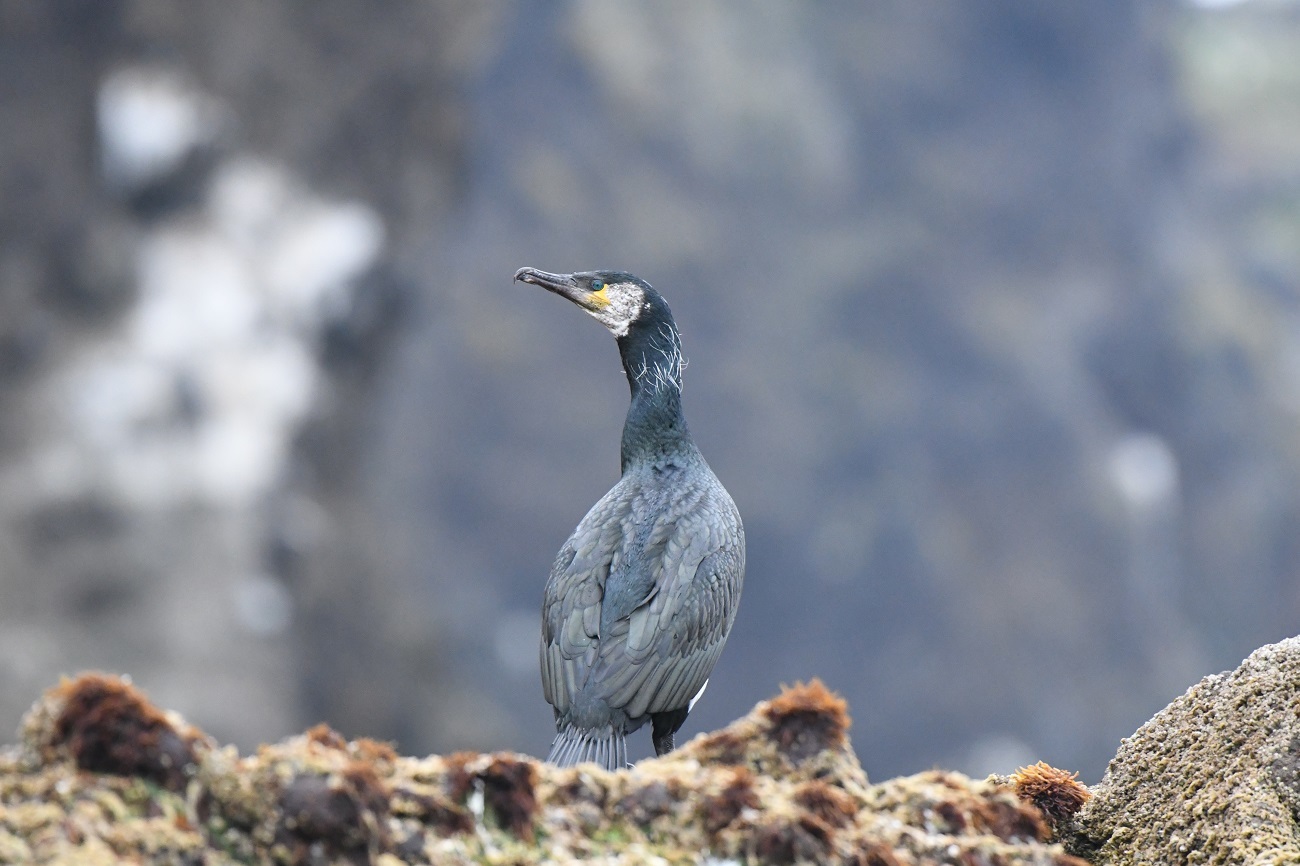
[515,267,746,771]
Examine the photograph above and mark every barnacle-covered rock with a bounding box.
[1067,637,1300,865]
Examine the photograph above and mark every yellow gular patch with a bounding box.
[587,286,612,309]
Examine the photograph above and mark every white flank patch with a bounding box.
[688,678,709,711]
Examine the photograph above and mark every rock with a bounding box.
[1068,636,1300,864]
[0,675,1084,865]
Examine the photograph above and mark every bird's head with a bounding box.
[515,267,665,338]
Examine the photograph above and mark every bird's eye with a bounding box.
[591,279,605,291]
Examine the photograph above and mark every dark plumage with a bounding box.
[515,266,746,770]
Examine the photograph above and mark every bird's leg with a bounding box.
[651,708,688,757]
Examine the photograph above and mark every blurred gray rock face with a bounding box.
[0,0,472,748]
[2,0,1298,786]
[381,0,1300,778]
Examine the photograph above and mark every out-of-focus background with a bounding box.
[1,0,1298,783]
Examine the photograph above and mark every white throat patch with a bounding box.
[590,284,646,337]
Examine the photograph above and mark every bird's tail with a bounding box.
[546,724,628,771]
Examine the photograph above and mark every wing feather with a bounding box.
[540,467,745,727]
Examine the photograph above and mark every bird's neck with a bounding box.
[617,320,695,472]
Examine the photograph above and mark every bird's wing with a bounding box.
[539,489,631,715]
[588,485,745,720]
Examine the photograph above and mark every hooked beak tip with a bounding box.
[515,267,576,296]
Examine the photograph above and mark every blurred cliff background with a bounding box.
[2,0,1299,783]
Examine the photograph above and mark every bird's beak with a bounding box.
[515,267,609,311]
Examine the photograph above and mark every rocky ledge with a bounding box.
[1,636,1298,864]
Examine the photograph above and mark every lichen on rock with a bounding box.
[9,640,1300,863]
[0,674,1087,864]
